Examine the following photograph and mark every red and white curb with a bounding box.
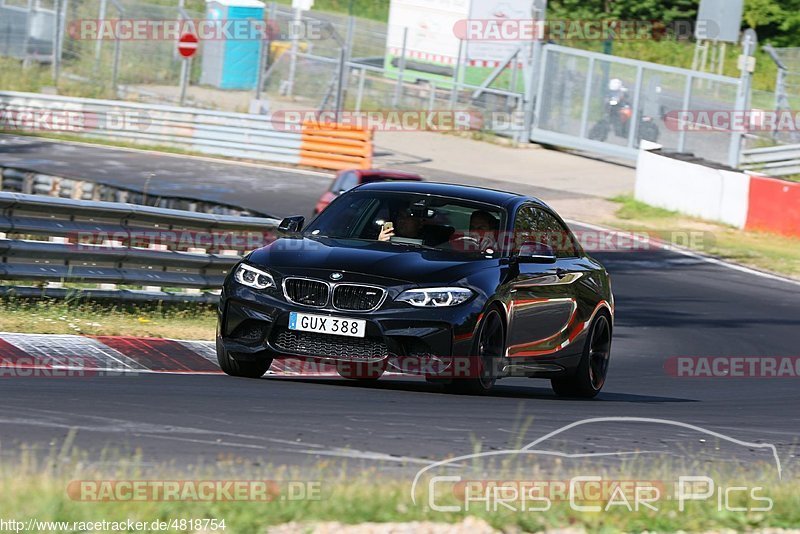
[0,333,338,376]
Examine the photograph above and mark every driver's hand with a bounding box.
[378,227,395,242]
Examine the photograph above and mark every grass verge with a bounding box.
[2,444,797,533]
[608,195,800,278]
[0,297,216,339]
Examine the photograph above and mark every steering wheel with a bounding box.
[451,235,482,251]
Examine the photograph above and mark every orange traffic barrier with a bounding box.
[300,121,373,171]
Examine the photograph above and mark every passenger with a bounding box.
[378,208,424,242]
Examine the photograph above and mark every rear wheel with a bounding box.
[445,309,504,395]
[639,121,660,142]
[216,337,272,378]
[588,120,610,142]
[551,313,612,398]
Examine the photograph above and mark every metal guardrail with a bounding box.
[0,91,304,165]
[0,165,264,217]
[0,91,373,170]
[0,191,279,301]
[740,144,800,177]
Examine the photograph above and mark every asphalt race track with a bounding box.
[0,134,588,218]
[0,136,799,476]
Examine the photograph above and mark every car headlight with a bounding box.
[233,263,276,290]
[396,287,474,307]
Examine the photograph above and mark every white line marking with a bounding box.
[568,219,800,287]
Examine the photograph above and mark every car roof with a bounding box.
[359,170,423,181]
[355,180,543,209]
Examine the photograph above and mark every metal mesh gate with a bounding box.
[531,44,743,166]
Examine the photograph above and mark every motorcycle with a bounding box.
[588,80,660,143]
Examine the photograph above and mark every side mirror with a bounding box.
[517,242,557,264]
[278,216,305,233]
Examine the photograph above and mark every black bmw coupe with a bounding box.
[217,182,614,397]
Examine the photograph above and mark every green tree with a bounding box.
[548,0,698,23]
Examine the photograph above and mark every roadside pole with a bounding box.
[178,33,199,106]
[392,27,408,108]
[52,0,61,82]
[286,0,313,97]
[728,29,756,168]
[93,0,107,74]
[255,1,278,101]
[522,0,548,140]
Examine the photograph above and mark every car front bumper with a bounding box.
[218,283,484,376]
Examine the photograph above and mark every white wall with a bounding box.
[635,149,751,229]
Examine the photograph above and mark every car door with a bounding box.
[506,205,582,357]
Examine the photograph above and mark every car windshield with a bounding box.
[304,191,506,258]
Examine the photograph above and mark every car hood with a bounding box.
[247,236,497,284]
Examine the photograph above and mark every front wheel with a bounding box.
[216,337,272,378]
[551,313,612,398]
[445,309,505,395]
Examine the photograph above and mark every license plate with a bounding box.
[289,312,366,338]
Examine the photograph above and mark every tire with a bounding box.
[216,337,272,379]
[445,309,505,395]
[337,359,386,381]
[551,313,612,398]
[588,121,610,142]
[639,121,660,143]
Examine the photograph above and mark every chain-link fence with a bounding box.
[748,46,800,147]
[1,0,526,124]
[1,1,761,167]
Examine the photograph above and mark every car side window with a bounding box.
[513,206,579,258]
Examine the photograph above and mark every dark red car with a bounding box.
[314,169,423,215]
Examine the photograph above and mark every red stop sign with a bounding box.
[178,33,199,58]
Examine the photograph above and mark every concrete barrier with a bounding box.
[636,148,800,237]
[635,150,750,229]
[746,176,800,237]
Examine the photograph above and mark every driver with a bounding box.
[469,210,499,250]
[449,210,500,252]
